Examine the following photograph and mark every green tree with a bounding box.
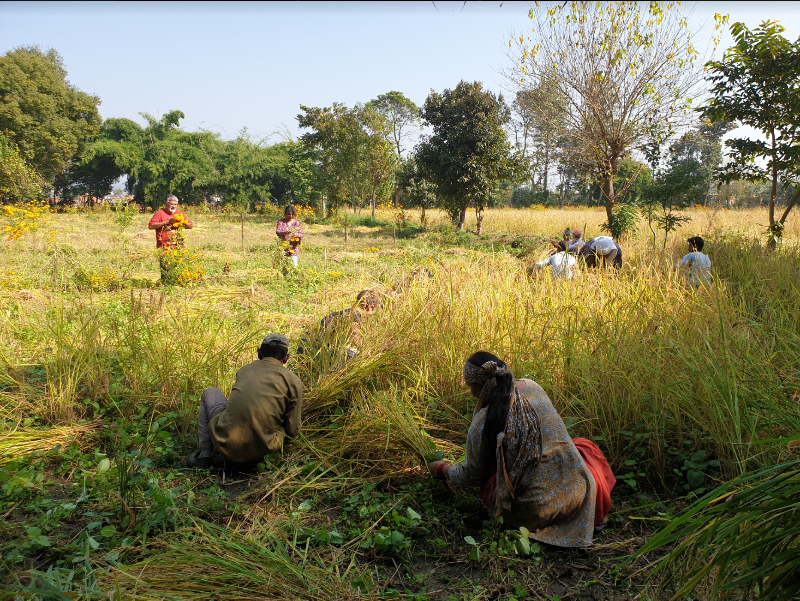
[367,92,420,207]
[508,2,721,227]
[297,104,367,215]
[668,121,735,206]
[0,132,43,202]
[396,158,438,224]
[197,129,274,250]
[701,20,800,246]
[78,117,145,201]
[360,106,398,218]
[416,81,525,233]
[136,111,215,207]
[0,46,101,185]
[366,91,420,159]
[79,111,215,208]
[511,80,566,198]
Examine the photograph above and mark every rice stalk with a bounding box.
[628,452,800,600]
[0,420,100,464]
[100,519,377,600]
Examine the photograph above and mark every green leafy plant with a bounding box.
[628,456,800,600]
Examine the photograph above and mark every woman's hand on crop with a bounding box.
[428,461,450,480]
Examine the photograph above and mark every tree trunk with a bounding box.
[394,182,399,208]
[475,206,484,236]
[602,172,615,225]
[352,187,357,214]
[322,195,326,218]
[241,210,245,251]
[543,149,549,198]
[768,129,779,248]
[421,206,426,225]
[371,185,376,219]
[457,207,466,231]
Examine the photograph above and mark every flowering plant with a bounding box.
[159,248,205,286]
[3,200,53,243]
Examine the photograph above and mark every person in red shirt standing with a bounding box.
[148,194,194,281]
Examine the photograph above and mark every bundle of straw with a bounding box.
[301,348,402,417]
[0,420,99,465]
[311,388,462,469]
[102,519,376,600]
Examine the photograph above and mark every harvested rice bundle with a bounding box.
[313,388,462,468]
[102,519,375,600]
[301,348,402,417]
[0,420,99,464]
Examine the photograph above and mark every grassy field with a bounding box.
[1,205,799,600]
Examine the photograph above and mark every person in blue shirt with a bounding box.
[677,236,712,286]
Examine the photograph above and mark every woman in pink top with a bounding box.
[275,205,304,267]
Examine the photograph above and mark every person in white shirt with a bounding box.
[677,236,712,287]
[533,241,578,279]
[579,235,622,269]
[568,230,585,253]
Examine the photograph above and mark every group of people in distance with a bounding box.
[147,197,305,279]
[531,229,624,280]
[531,227,712,286]
[145,193,715,549]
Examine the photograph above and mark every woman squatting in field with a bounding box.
[428,352,616,547]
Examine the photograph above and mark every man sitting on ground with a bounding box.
[188,333,303,469]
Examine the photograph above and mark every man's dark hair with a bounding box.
[688,236,704,252]
[258,344,289,361]
[555,240,567,252]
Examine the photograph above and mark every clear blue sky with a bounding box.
[1,1,799,144]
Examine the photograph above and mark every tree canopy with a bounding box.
[416,80,525,232]
[702,20,800,244]
[0,46,101,185]
[507,1,715,227]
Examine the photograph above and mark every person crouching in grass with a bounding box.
[428,351,616,547]
[187,333,304,469]
[299,289,382,359]
[676,236,712,287]
[531,240,578,279]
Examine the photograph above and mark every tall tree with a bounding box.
[366,92,420,158]
[416,80,525,233]
[360,106,397,218]
[511,80,566,199]
[396,157,438,224]
[0,46,101,186]
[297,104,367,214]
[701,20,800,246]
[667,121,735,206]
[367,91,420,207]
[507,2,718,226]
